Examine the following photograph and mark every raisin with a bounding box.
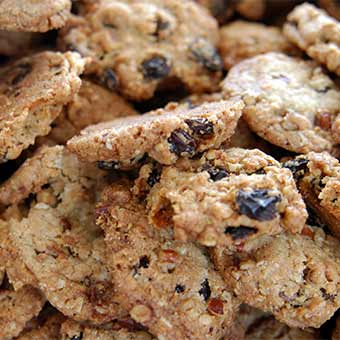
[224,226,257,240]
[282,158,308,179]
[198,279,211,301]
[168,129,196,157]
[189,38,223,72]
[175,284,185,293]
[206,167,228,181]
[70,334,83,340]
[102,68,118,90]
[147,164,162,187]
[320,288,336,302]
[142,56,170,79]
[185,118,214,137]
[154,17,170,38]
[71,0,80,14]
[236,189,282,221]
[11,63,32,85]
[138,256,150,269]
[96,160,119,170]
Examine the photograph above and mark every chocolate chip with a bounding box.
[11,63,32,85]
[282,158,308,179]
[147,164,162,187]
[236,189,282,221]
[102,69,118,90]
[185,118,214,137]
[198,279,211,301]
[206,167,228,181]
[189,38,223,72]
[175,284,185,293]
[142,56,170,79]
[96,160,119,170]
[168,129,196,157]
[224,226,257,240]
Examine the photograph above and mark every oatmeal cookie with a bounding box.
[141,148,306,248]
[0,0,71,32]
[219,21,299,70]
[67,99,243,169]
[222,52,340,153]
[212,228,340,328]
[59,0,222,100]
[284,3,340,76]
[96,181,239,340]
[0,51,85,163]
[9,145,125,323]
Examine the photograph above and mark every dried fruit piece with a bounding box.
[224,226,257,240]
[206,167,228,181]
[208,298,224,315]
[282,158,308,178]
[199,279,211,301]
[185,118,214,137]
[97,160,119,170]
[102,68,118,90]
[168,129,196,156]
[142,56,170,79]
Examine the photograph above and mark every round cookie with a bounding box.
[0,51,85,163]
[219,21,299,70]
[284,3,340,77]
[9,145,125,324]
[140,148,306,249]
[59,0,222,100]
[96,181,239,340]
[0,0,71,32]
[67,99,243,169]
[211,228,340,328]
[222,52,340,153]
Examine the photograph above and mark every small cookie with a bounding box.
[0,0,71,32]
[0,51,85,163]
[67,99,243,169]
[59,0,222,100]
[283,152,340,240]
[212,228,340,328]
[222,52,340,153]
[219,21,299,70]
[96,181,238,340]
[284,3,340,76]
[38,80,138,145]
[140,148,306,248]
[9,146,125,323]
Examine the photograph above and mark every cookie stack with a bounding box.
[1,1,340,339]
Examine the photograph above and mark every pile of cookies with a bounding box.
[1,0,340,339]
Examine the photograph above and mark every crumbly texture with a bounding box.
[0,0,71,32]
[284,3,340,76]
[222,52,340,153]
[0,51,85,163]
[283,152,340,240]
[212,229,340,328]
[96,182,238,340]
[219,21,300,70]
[67,99,243,168]
[320,0,340,20]
[142,148,306,248]
[9,146,125,324]
[0,285,45,339]
[59,0,222,100]
[38,80,137,146]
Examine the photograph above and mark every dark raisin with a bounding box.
[168,129,196,157]
[175,284,185,293]
[282,158,308,179]
[11,63,32,85]
[147,164,162,187]
[320,288,336,302]
[236,189,282,221]
[142,56,170,79]
[153,17,170,37]
[138,256,150,269]
[206,167,228,181]
[71,0,80,14]
[70,334,83,340]
[189,38,223,72]
[102,68,118,90]
[97,160,119,170]
[185,118,214,137]
[224,226,257,240]
[198,279,211,301]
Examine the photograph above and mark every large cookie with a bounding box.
[222,52,340,153]
[8,146,125,323]
[0,51,85,163]
[0,0,71,32]
[96,181,239,340]
[59,0,222,100]
[67,99,243,168]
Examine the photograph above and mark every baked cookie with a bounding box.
[0,0,71,32]
[284,3,340,76]
[0,51,85,163]
[222,52,340,153]
[67,99,243,169]
[96,181,239,340]
[219,21,299,70]
[38,80,137,146]
[9,145,125,323]
[59,0,222,100]
[283,152,340,240]
[0,285,45,339]
[320,0,340,20]
[211,227,340,328]
[140,148,306,249]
